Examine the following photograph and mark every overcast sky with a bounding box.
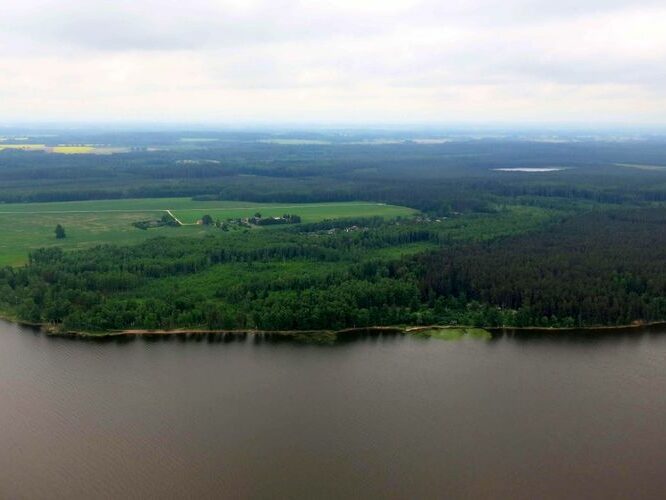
[1,0,665,125]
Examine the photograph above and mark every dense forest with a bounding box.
[3,129,666,333]
[418,209,666,327]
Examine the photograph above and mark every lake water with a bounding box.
[1,320,666,499]
[493,168,568,172]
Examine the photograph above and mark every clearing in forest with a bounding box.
[0,198,417,266]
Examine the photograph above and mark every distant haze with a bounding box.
[1,0,665,124]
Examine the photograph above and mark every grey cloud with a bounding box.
[2,0,663,54]
[1,0,665,123]
[3,0,387,52]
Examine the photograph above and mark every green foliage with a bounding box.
[419,208,666,327]
[0,205,564,332]
[0,199,414,266]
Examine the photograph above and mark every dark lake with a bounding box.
[1,320,666,499]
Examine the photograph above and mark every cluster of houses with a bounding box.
[195,213,302,227]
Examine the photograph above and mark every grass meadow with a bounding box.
[0,198,417,266]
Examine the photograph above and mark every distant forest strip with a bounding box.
[4,140,666,216]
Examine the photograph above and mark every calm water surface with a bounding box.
[1,320,666,499]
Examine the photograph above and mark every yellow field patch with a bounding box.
[52,146,96,154]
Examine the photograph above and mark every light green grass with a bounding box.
[0,198,417,266]
[170,202,417,224]
[364,242,439,259]
[0,212,211,267]
[415,328,491,341]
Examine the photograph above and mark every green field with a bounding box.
[0,143,130,154]
[169,202,415,224]
[0,144,47,151]
[414,328,492,341]
[0,198,417,266]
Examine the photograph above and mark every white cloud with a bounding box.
[0,0,665,123]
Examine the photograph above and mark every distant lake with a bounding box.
[494,168,568,172]
[1,320,666,499]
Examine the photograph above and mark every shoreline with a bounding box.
[1,309,664,339]
[7,320,664,339]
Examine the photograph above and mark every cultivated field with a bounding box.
[0,144,47,151]
[169,202,415,224]
[0,198,417,266]
[0,143,128,154]
[51,146,96,154]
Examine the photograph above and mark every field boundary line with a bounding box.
[0,202,388,215]
[165,209,189,226]
[0,202,391,216]
[0,209,166,214]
